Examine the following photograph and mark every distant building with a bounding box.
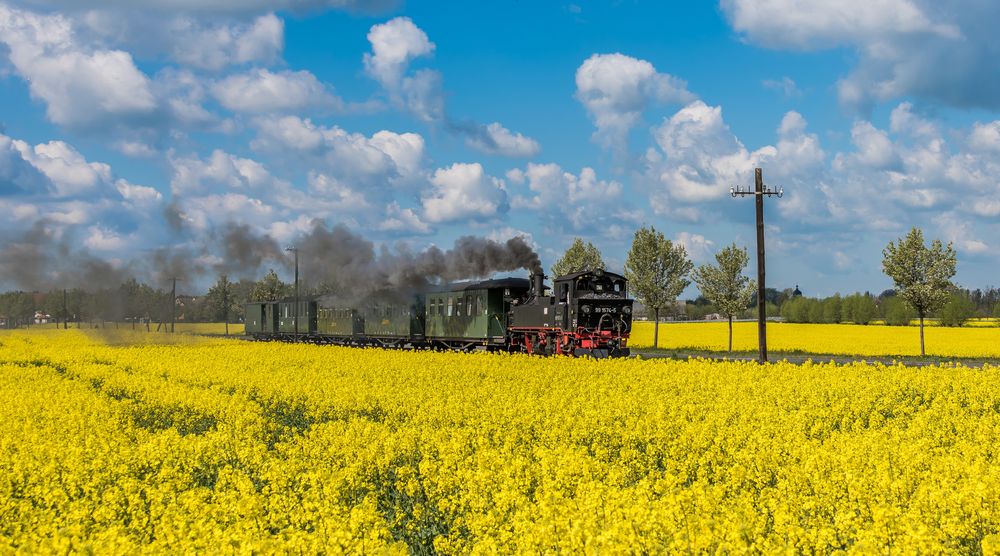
[704,313,723,321]
[33,311,51,325]
[793,285,803,297]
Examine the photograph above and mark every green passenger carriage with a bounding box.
[277,299,316,336]
[315,303,363,337]
[424,278,530,349]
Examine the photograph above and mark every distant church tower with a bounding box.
[793,285,802,297]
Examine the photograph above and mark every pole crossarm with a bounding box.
[731,185,783,198]
[731,168,782,364]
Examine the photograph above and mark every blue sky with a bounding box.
[1,0,998,296]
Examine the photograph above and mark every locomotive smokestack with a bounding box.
[531,273,545,297]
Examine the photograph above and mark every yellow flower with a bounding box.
[2,328,1000,552]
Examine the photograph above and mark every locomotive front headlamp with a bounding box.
[582,305,592,314]
[622,305,632,315]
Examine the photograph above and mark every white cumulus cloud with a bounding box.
[422,163,508,224]
[13,139,112,198]
[251,116,426,188]
[211,69,340,113]
[465,122,541,158]
[510,163,635,234]
[721,0,1000,112]
[363,16,443,122]
[0,5,157,129]
[167,13,283,70]
[675,232,715,261]
[575,53,694,151]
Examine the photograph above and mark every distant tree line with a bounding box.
[779,289,994,327]
[0,270,292,329]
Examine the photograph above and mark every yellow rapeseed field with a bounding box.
[3,329,1000,553]
[29,322,245,335]
[630,321,1000,358]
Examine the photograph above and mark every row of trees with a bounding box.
[780,291,994,326]
[0,281,180,328]
[551,227,964,356]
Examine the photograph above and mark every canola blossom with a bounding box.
[3,329,1000,552]
[33,321,245,335]
[630,321,1000,358]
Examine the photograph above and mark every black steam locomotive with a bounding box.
[246,269,633,357]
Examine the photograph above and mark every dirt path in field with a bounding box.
[632,349,1000,368]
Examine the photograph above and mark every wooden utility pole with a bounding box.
[170,278,177,333]
[62,289,68,330]
[731,168,782,364]
[285,246,299,337]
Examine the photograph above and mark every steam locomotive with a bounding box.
[245,270,633,357]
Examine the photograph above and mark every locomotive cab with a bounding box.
[554,270,633,335]
[509,269,633,357]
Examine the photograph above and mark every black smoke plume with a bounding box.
[294,222,541,302]
[149,246,203,286]
[0,220,132,292]
[0,219,541,304]
[163,201,185,233]
[216,223,287,278]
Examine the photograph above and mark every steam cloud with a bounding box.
[0,219,541,301]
